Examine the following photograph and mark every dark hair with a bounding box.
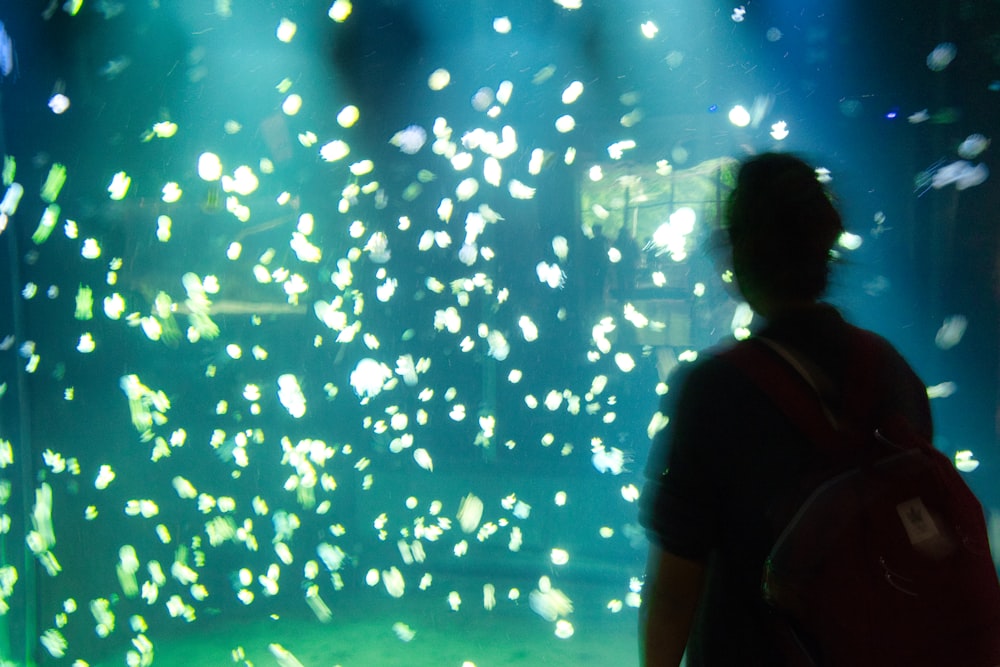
[725,153,844,301]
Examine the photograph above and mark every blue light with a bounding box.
[708,104,718,113]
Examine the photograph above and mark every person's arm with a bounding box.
[640,543,707,667]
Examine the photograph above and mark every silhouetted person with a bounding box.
[578,224,610,318]
[638,153,933,665]
[610,225,640,299]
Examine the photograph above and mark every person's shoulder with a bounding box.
[845,324,929,412]
[667,340,750,396]
[844,323,932,436]
[846,324,919,375]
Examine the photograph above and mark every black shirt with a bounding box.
[640,304,932,665]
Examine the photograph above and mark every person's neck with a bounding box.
[754,298,824,320]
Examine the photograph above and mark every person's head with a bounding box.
[724,152,844,316]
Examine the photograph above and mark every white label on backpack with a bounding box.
[896,497,939,545]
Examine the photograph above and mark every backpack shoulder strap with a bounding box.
[718,338,840,450]
[719,330,881,453]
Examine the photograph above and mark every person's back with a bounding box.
[638,153,933,665]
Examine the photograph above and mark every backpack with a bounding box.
[722,332,1000,667]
